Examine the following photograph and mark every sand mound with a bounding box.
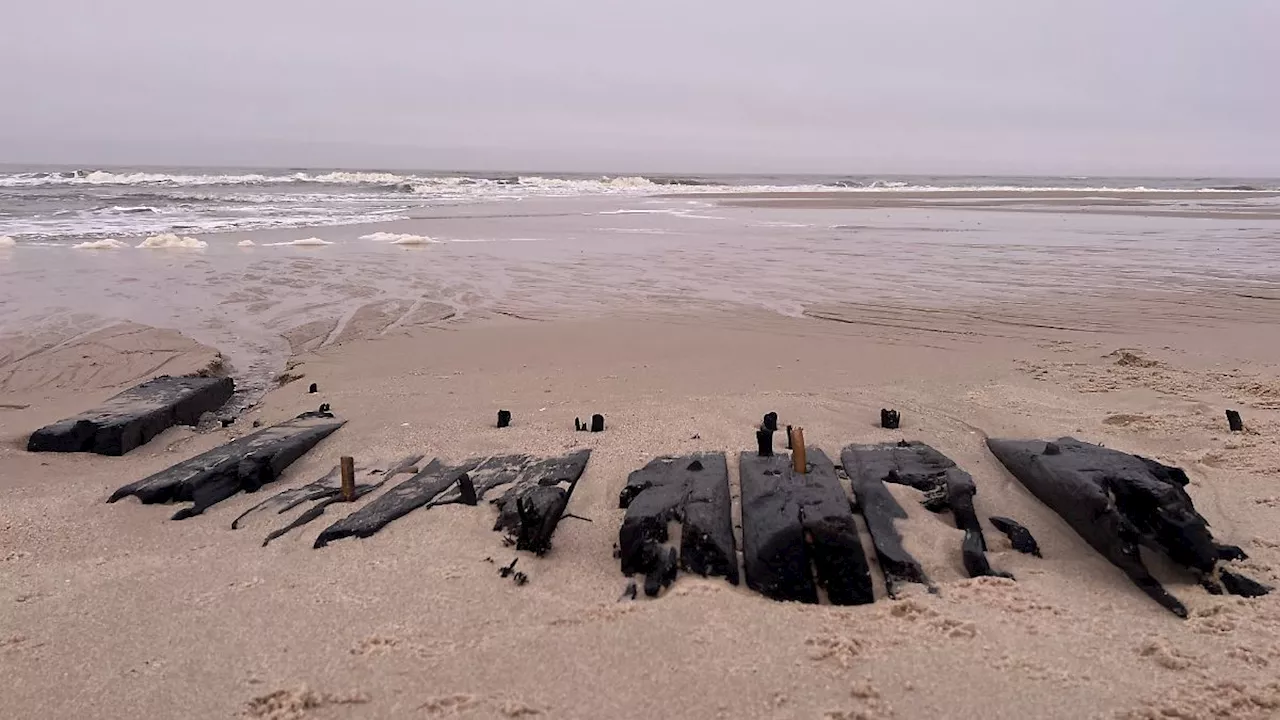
[0,320,223,396]
[245,687,369,720]
[1108,348,1162,368]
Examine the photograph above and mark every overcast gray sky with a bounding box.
[1,1,1276,175]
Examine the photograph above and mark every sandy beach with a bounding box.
[3,191,1280,719]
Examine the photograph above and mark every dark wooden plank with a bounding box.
[679,454,739,585]
[107,409,344,519]
[312,459,454,548]
[841,443,935,596]
[258,455,423,545]
[986,437,1269,617]
[29,375,234,456]
[867,441,1008,580]
[740,448,873,605]
[492,449,591,555]
[232,455,423,530]
[432,454,533,506]
[618,453,738,589]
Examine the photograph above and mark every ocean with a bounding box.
[3,165,1278,243]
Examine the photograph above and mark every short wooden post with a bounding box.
[756,428,773,457]
[340,456,356,501]
[1226,409,1244,432]
[790,427,806,473]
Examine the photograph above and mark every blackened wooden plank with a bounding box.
[492,449,591,555]
[740,448,872,605]
[986,437,1268,617]
[842,443,934,596]
[680,453,739,585]
[29,375,234,456]
[618,453,738,587]
[312,459,454,548]
[258,455,423,545]
[107,409,344,519]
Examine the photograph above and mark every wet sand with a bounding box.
[2,192,1280,719]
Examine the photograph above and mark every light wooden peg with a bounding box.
[340,456,355,501]
[790,427,806,473]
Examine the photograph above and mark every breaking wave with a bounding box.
[0,236,15,247]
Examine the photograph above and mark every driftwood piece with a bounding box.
[989,516,1043,557]
[313,459,456,547]
[880,409,900,430]
[29,375,234,455]
[492,449,592,554]
[740,448,873,605]
[986,437,1267,617]
[618,453,738,591]
[842,444,936,596]
[258,456,422,545]
[108,409,344,520]
[497,410,511,428]
[1226,409,1243,432]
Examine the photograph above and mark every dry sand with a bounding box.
[2,194,1280,719]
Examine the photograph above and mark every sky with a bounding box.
[1,1,1277,175]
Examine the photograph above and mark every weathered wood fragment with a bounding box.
[491,450,592,554]
[989,516,1042,557]
[108,409,344,520]
[259,456,421,545]
[740,448,873,605]
[880,409,900,429]
[617,453,738,589]
[986,436,1266,617]
[856,440,1005,578]
[29,375,234,456]
[1226,409,1243,432]
[432,454,534,506]
[1220,569,1273,598]
[762,412,778,432]
[497,410,511,428]
[231,455,422,529]
[591,414,605,432]
[313,459,455,547]
[841,443,937,595]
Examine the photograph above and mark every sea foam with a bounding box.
[265,237,333,246]
[136,233,208,249]
[72,239,129,249]
[0,236,15,247]
[359,232,437,245]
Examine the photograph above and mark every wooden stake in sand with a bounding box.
[340,456,356,501]
[790,427,807,473]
